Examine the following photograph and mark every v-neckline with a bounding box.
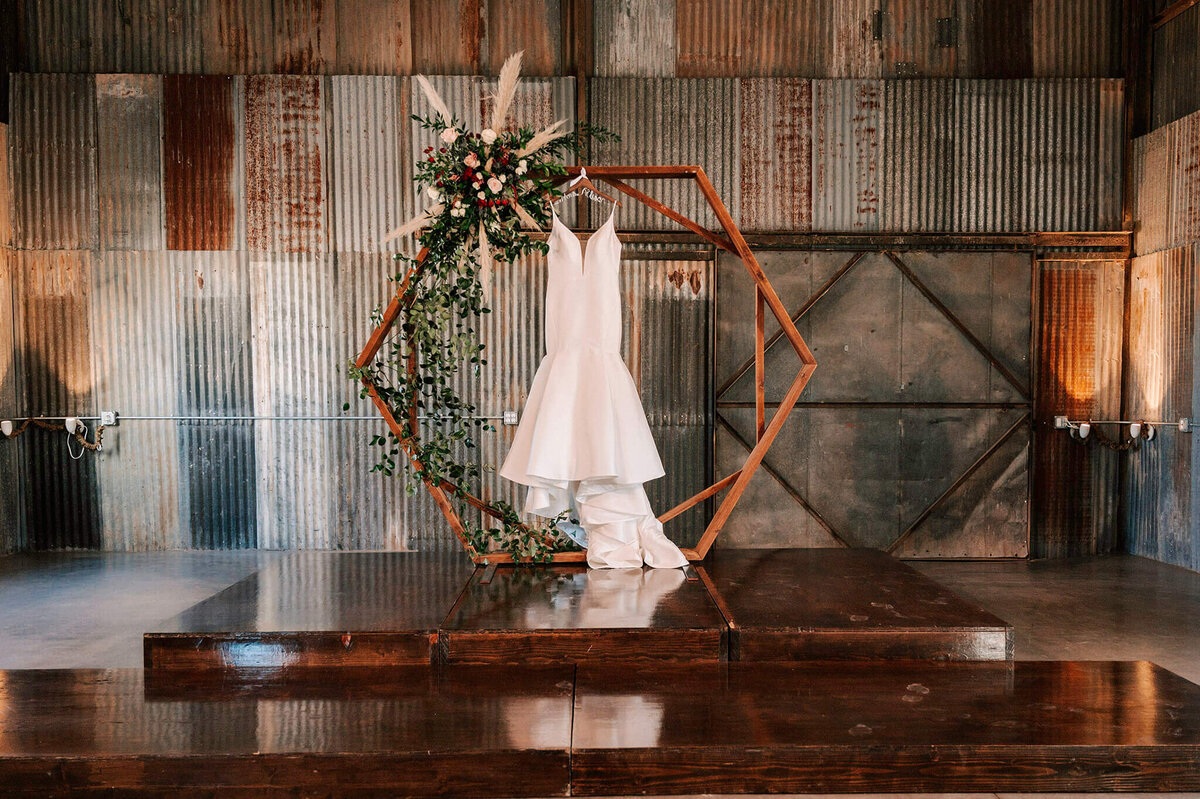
[552,208,616,276]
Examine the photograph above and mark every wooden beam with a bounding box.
[658,471,741,524]
[1152,0,1199,29]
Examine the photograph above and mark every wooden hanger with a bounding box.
[556,167,621,206]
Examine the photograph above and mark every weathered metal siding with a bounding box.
[10,74,98,250]
[410,0,483,74]
[91,251,183,550]
[738,78,812,231]
[327,76,412,253]
[1126,246,1199,571]
[1033,258,1124,558]
[881,0,957,78]
[173,251,258,549]
[89,0,205,74]
[813,79,882,231]
[0,248,21,553]
[953,79,1024,232]
[13,251,102,549]
[1030,0,1121,79]
[1152,1,1200,131]
[592,0,675,77]
[1171,110,1200,250]
[244,75,327,252]
[1133,107,1200,257]
[334,0,413,74]
[485,0,563,75]
[588,78,741,231]
[1023,80,1099,232]
[882,78,954,231]
[163,75,243,251]
[715,248,1032,557]
[96,75,164,251]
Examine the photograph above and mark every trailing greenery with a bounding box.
[349,109,616,563]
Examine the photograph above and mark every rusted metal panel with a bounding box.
[13,251,102,549]
[829,0,883,78]
[333,0,413,74]
[1125,246,1197,570]
[198,0,278,74]
[588,78,741,231]
[10,73,98,250]
[1030,0,1121,78]
[272,0,337,73]
[244,74,327,253]
[1171,110,1200,249]
[1023,79,1099,232]
[96,74,164,251]
[739,0,831,77]
[0,124,11,247]
[327,76,412,252]
[674,0,741,77]
[19,0,93,72]
[485,0,562,75]
[880,0,957,78]
[1033,258,1124,558]
[1097,78,1125,230]
[812,79,882,231]
[593,0,675,77]
[738,78,812,232]
[1133,123,1175,256]
[882,78,954,232]
[411,0,483,74]
[89,0,204,73]
[1151,1,1200,130]
[173,251,258,549]
[954,79,1023,232]
[164,74,242,251]
[960,0,1032,78]
[0,251,22,553]
[91,252,183,550]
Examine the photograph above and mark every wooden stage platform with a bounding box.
[3,549,1198,795]
[1,661,1198,795]
[144,548,1012,668]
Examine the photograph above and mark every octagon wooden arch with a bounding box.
[355,165,817,564]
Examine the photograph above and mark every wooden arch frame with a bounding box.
[355,165,817,563]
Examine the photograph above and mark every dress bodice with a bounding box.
[545,205,622,355]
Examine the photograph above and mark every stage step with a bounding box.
[145,549,1012,668]
[0,661,1197,796]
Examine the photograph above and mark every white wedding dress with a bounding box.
[499,201,688,570]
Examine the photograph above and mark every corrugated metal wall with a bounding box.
[1033,257,1125,558]
[0,122,19,553]
[1151,1,1200,131]
[1126,104,1200,571]
[12,0,1124,80]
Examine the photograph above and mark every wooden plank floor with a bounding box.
[144,549,1013,668]
[0,665,574,797]
[144,552,475,669]
[1,661,1198,796]
[700,548,1013,660]
[439,564,728,663]
[571,660,1200,795]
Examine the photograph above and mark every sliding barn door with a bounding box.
[715,249,1032,558]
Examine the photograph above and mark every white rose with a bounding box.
[477,191,485,199]
[487,177,503,194]
[426,187,440,201]
[480,128,497,145]
[440,128,459,144]
[519,159,528,169]
[463,152,479,169]
[499,174,507,183]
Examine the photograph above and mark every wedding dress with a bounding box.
[499,200,688,570]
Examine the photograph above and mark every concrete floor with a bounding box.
[0,550,1197,797]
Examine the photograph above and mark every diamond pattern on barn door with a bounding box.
[715,250,1032,558]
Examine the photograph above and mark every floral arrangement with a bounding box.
[348,52,616,562]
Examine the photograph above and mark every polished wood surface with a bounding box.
[0,665,573,797]
[700,548,1013,661]
[145,552,474,669]
[440,565,727,663]
[571,660,1200,794]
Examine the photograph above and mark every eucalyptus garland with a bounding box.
[348,54,617,562]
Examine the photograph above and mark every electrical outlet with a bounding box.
[100,410,118,427]
[1054,415,1070,429]
[1180,417,1192,433]
[502,410,518,426]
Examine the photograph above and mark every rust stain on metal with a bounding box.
[164,75,235,251]
[273,0,334,73]
[739,78,812,231]
[245,75,326,252]
[411,0,482,73]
